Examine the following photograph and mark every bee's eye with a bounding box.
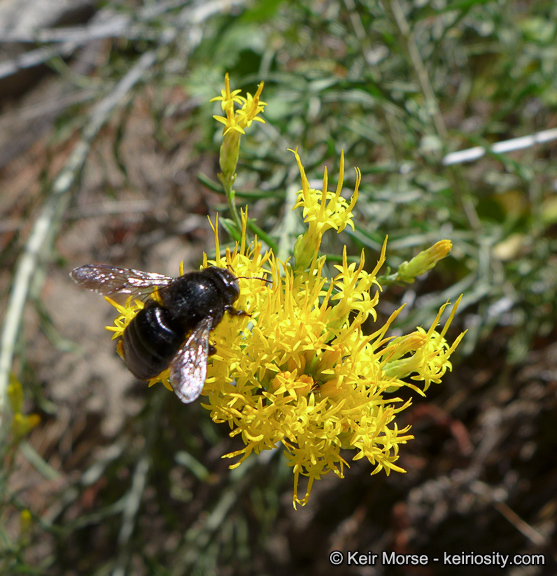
[229,281,240,301]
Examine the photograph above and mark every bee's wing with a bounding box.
[170,317,212,404]
[70,264,173,298]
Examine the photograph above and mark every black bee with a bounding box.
[70,265,247,404]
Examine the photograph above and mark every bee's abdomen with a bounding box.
[122,306,182,380]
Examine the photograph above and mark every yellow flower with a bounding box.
[211,73,267,180]
[291,148,359,270]
[211,73,267,136]
[8,376,40,439]
[396,240,453,283]
[104,152,465,508]
[19,509,33,535]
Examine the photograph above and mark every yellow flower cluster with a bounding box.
[200,155,464,507]
[292,149,359,270]
[105,77,465,507]
[105,149,464,507]
[211,73,266,180]
[105,151,464,508]
[211,73,266,136]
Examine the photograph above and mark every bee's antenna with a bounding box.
[224,264,272,284]
[237,275,272,284]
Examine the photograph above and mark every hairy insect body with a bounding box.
[123,306,181,380]
[122,270,238,381]
[70,264,243,403]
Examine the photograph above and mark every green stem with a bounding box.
[218,172,243,235]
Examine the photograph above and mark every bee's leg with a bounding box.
[209,342,217,356]
[225,306,250,318]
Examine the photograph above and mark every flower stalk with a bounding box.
[211,73,267,234]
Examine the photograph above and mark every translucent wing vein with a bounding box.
[170,317,212,404]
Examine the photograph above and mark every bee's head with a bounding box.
[204,267,241,305]
[204,266,271,306]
